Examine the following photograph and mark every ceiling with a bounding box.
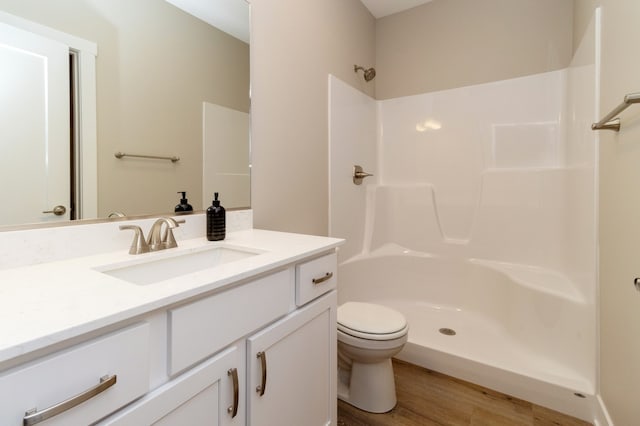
[360,0,433,18]
[165,0,250,43]
[164,0,433,44]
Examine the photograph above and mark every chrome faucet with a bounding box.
[147,217,184,251]
[119,225,150,255]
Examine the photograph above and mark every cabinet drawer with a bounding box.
[0,323,150,426]
[169,269,292,375]
[295,252,337,306]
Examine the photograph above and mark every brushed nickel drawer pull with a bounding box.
[256,351,267,396]
[23,374,117,426]
[312,272,333,285]
[227,368,239,418]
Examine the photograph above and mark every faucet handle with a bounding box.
[164,223,178,250]
[163,218,185,249]
[147,217,183,251]
[119,225,150,255]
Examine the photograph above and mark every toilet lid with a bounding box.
[337,302,408,340]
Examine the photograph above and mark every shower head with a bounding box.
[354,65,376,82]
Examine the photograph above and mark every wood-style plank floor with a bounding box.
[337,359,592,426]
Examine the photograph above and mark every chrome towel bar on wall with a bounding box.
[592,92,640,131]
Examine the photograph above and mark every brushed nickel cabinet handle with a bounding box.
[312,272,333,285]
[23,374,117,426]
[256,351,267,396]
[227,368,239,418]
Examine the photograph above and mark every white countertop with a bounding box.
[0,229,343,365]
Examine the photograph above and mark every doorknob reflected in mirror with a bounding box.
[353,165,374,185]
[43,205,67,216]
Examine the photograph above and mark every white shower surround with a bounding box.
[329,11,599,422]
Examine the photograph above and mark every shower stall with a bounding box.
[329,11,599,422]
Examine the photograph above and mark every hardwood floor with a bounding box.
[337,360,592,426]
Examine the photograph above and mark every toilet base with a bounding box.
[337,358,397,413]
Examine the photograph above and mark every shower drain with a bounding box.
[439,327,457,336]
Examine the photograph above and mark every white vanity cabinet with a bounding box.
[99,250,338,426]
[0,228,341,426]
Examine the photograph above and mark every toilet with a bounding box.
[337,302,409,413]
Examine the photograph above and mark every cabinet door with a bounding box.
[100,344,244,426]
[247,291,337,426]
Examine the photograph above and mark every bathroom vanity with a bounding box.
[0,215,342,425]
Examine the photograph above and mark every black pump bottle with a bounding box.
[206,192,226,241]
[175,191,193,214]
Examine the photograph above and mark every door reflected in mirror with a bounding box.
[0,0,250,229]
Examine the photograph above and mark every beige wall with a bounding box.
[0,0,249,217]
[573,0,640,423]
[375,0,574,99]
[250,0,375,235]
[573,0,597,56]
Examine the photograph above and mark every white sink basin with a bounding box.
[98,245,262,285]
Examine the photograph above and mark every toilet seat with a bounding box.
[338,302,408,341]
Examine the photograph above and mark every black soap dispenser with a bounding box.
[207,192,226,241]
[175,192,193,214]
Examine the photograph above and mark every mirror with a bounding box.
[0,0,250,229]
